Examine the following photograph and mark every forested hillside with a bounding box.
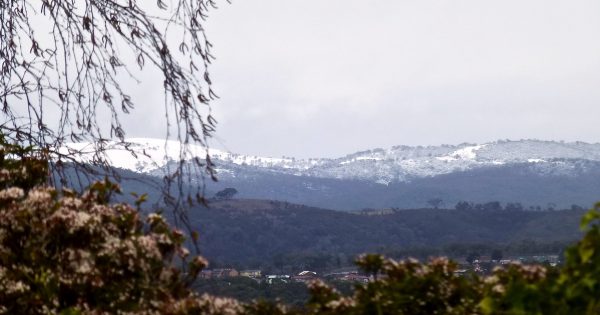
[190,199,584,268]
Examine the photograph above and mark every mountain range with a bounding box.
[64,138,600,210]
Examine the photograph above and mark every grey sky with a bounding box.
[127,0,600,158]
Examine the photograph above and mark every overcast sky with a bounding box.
[129,0,600,158]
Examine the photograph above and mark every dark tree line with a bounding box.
[453,201,586,212]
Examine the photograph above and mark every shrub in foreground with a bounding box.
[0,180,246,314]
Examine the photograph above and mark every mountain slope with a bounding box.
[65,138,600,210]
[189,199,584,266]
[204,162,600,210]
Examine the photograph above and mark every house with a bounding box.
[292,271,318,283]
[266,275,290,284]
[531,255,559,264]
[325,270,359,280]
[476,256,492,263]
[240,270,262,278]
[298,271,317,277]
[340,274,370,283]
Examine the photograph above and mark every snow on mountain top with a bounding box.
[62,138,600,183]
[61,138,309,173]
[61,138,210,173]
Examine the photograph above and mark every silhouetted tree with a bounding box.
[482,201,502,211]
[455,201,473,211]
[427,198,444,209]
[505,202,524,212]
[215,188,238,200]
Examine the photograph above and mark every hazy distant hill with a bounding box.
[66,138,600,210]
[204,161,600,210]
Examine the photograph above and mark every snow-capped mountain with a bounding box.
[64,138,600,184]
[61,138,322,173]
[62,138,600,210]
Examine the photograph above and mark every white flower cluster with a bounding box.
[0,182,216,314]
[0,187,23,200]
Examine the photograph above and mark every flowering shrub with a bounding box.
[307,255,481,315]
[0,181,218,314]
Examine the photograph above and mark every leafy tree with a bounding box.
[0,135,48,191]
[455,201,473,211]
[556,205,600,313]
[427,198,444,209]
[309,256,482,315]
[215,187,239,200]
[504,202,524,212]
[482,201,502,212]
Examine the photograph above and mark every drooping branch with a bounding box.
[0,0,224,213]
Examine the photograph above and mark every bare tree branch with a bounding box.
[0,0,226,228]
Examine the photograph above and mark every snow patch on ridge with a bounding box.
[61,138,317,173]
[528,158,546,163]
[436,144,487,162]
[60,138,210,173]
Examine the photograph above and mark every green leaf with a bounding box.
[580,210,600,230]
[579,245,594,263]
[59,308,82,315]
[479,297,494,314]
